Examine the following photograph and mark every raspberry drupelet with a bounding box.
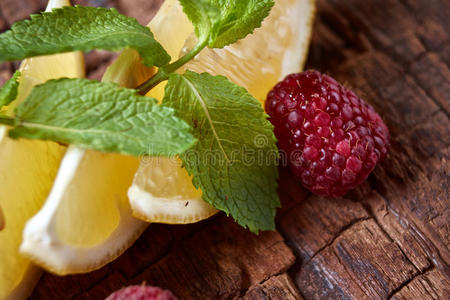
[266,70,389,197]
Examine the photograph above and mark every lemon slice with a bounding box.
[128,0,315,223]
[19,47,154,275]
[0,1,84,298]
[128,157,218,224]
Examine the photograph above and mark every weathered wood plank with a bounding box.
[110,223,173,279]
[242,273,304,300]
[295,219,419,299]
[30,267,111,300]
[284,0,450,298]
[364,192,433,273]
[277,194,369,264]
[391,269,450,300]
[276,186,431,299]
[32,216,295,299]
[75,271,127,300]
[334,38,450,277]
[123,216,295,299]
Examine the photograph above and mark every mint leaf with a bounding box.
[0,71,20,107]
[163,71,279,232]
[0,6,170,67]
[9,78,195,156]
[179,0,274,48]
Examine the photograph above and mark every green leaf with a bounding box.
[9,78,195,156]
[0,6,170,67]
[163,71,279,233]
[179,0,274,48]
[0,71,20,107]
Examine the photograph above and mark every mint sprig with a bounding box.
[8,78,195,156]
[164,71,279,232]
[179,0,274,48]
[0,1,280,233]
[0,6,170,67]
[0,71,20,107]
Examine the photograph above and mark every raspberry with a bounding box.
[266,70,389,197]
[106,285,177,300]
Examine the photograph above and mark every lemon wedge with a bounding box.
[19,2,162,276]
[129,157,218,224]
[20,145,149,275]
[128,0,315,223]
[0,1,84,298]
[19,49,153,276]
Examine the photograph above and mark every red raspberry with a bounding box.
[106,285,177,300]
[266,70,389,197]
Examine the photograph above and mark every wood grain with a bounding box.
[0,0,448,299]
[242,274,303,300]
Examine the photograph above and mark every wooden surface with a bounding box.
[1,0,449,299]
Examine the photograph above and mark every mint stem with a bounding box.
[137,68,168,95]
[137,39,208,95]
[0,115,15,126]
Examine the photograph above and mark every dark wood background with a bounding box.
[1,0,449,299]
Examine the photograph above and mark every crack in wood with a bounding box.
[362,202,395,243]
[304,217,370,265]
[374,192,450,278]
[387,265,435,299]
[405,68,450,119]
[361,198,431,276]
